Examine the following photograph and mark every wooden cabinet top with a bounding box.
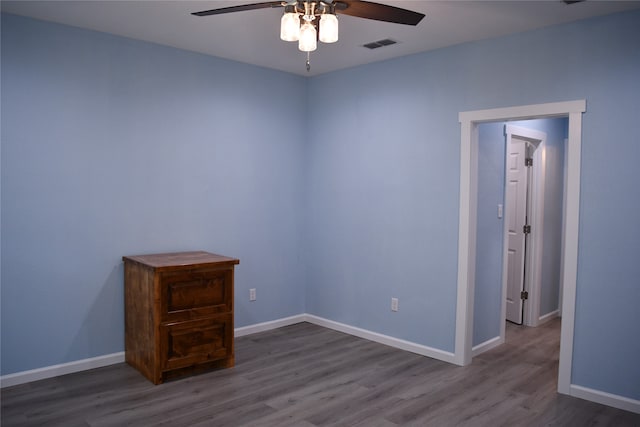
[123,251,239,270]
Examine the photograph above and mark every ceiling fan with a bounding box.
[192,1,426,71]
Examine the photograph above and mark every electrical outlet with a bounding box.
[391,297,399,312]
[249,288,256,301]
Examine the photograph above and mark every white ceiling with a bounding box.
[3,0,640,76]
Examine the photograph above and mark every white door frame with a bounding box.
[455,100,585,396]
[502,124,547,330]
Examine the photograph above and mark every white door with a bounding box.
[505,137,529,324]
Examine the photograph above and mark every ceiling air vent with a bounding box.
[362,38,398,50]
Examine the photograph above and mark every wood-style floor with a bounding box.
[2,318,639,426]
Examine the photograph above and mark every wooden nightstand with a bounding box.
[123,251,239,384]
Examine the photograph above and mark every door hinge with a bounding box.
[521,291,529,300]
[525,157,533,167]
[523,224,531,234]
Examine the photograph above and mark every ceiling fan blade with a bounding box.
[192,1,283,17]
[336,0,425,26]
[192,0,424,26]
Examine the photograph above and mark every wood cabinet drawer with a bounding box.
[160,268,233,321]
[161,314,233,371]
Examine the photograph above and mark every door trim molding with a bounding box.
[455,100,586,398]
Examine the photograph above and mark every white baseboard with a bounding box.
[538,309,559,325]
[472,335,504,357]
[236,313,459,367]
[304,314,457,364]
[0,315,307,388]
[5,313,637,416]
[0,352,125,388]
[570,384,640,414]
[234,314,306,337]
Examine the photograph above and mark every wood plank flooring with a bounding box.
[2,318,639,426]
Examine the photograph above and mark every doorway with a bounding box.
[454,100,586,396]
[472,120,562,353]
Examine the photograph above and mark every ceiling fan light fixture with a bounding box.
[298,21,317,52]
[191,0,425,71]
[319,13,338,43]
[280,8,299,42]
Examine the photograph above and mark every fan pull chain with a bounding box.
[306,52,311,72]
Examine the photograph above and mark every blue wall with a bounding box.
[1,14,307,374]
[473,118,567,347]
[305,60,460,351]
[2,9,640,402]
[305,10,640,400]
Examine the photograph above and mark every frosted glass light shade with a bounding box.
[298,22,317,52]
[319,14,338,43]
[280,12,299,41]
